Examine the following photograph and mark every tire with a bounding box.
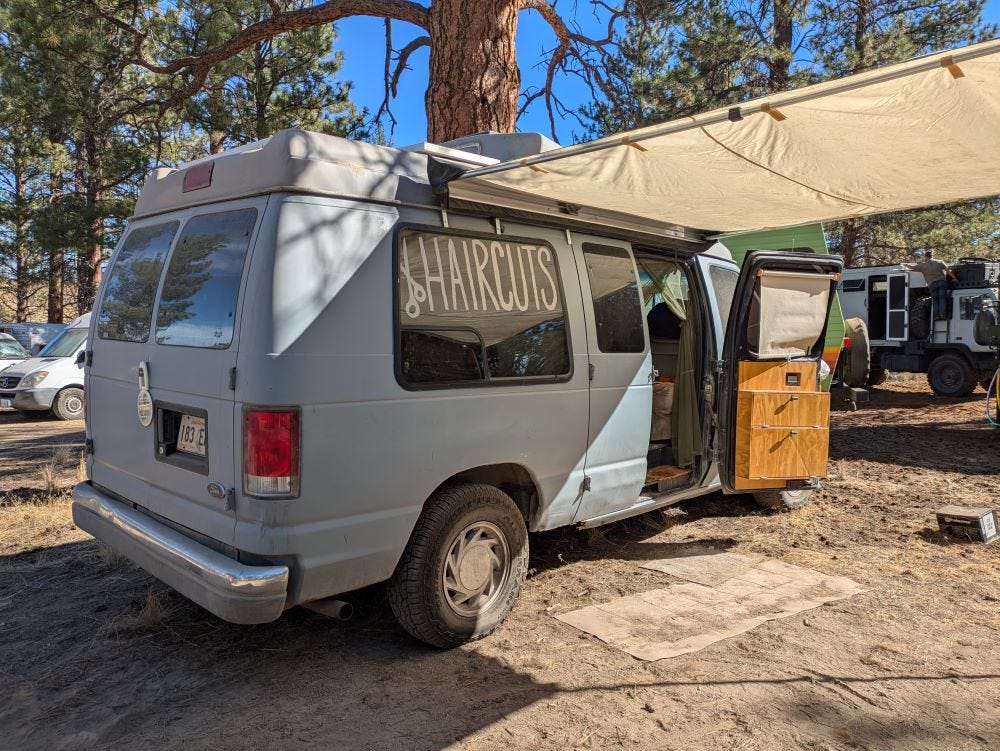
[52,387,85,420]
[753,488,814,511]
[841,318,871,388]
[388,483,529,648]
[927,354,976,397]
[867,367,888,387]
[909,296,932,340]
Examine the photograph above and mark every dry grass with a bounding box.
[0,490,87,558]
[97,543,130,570]
[33,446,83,497]
[103,589,173,634]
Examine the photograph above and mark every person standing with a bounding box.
[904,251,957,321]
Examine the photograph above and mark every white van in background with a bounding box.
[0,333,29,373]
[0,313,89,420]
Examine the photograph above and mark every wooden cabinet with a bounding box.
[734,362,830,489]
[747,426,829,479]
[748,392,829,428]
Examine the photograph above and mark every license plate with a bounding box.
[0,399,11,408]
[177,414,207,456]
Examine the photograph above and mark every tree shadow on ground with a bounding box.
[0,540,559,751]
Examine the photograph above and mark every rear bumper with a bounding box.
[72,482,288,624]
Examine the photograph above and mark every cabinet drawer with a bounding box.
[749,391,829,428]
[747,427,829,479]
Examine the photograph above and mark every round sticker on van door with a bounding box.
[137,389,153,427]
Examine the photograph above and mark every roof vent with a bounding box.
[439,132,561,163]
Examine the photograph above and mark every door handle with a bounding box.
[137,361,150,390]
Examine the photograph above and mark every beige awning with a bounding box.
[450,39,1000,236]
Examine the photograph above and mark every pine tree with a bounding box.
[3,1,162,313]
[585,1,999,264]
[809,0,998,265]
[154,2,366,154]
[0,10,53,320]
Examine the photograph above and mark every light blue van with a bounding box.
[73,131,842,647]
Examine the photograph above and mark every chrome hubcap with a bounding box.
[65,396,83,414]
[442,521,509,617]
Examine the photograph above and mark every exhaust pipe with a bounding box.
[305,598,354,621]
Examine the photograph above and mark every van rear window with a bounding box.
[155,209,257,349]
[98,221,179,342]
[397,227,570,387]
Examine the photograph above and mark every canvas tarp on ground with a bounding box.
[449,39,1000,235]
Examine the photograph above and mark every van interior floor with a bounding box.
[644,464,691,493]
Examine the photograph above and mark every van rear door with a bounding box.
[715,251,843,493]
[87,200,264,543]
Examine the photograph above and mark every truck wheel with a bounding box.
[867,368,888,387]
[388,483,528,648]
[841,318,871,388]
[927,354,976,397]
[52,387,85,420]
[753,488,814,511]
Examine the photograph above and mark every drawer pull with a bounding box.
[789,430,799,436]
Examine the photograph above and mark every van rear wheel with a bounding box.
[753,488,814,511]
[52,387,85,420]
[388,483,528,648]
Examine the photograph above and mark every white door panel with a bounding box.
[572,238,651,522]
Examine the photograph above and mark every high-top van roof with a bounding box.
[133,130,438,219]
[132,129,705,245]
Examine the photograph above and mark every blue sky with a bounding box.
[336,1,1000,146]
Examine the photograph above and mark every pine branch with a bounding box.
[86,0,430,115]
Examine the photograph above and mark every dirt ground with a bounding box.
[1,382,998,751]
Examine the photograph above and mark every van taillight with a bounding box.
[243,409,300,498]
[843,336,851,349]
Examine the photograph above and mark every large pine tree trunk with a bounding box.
[77,136,105,313]
[840,219,860,267]
[13,166,31,322]
[48,248,64,323]
[425,0,520,142]
[767,0,794,91]
[47,169,65,323]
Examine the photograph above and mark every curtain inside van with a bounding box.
[638,260,703,468]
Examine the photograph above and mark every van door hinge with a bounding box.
[85,350,93,367]
[588,363,596,381]
[711,359,725,375]
[228,368,237,391]
[582,475,592,492]
[85,438,94,456]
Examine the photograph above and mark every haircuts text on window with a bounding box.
[397,228,570,386]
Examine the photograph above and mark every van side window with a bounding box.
[582,244,645,353]
[155,208,257,349]
[397,228,570,386]
[707,265,739,334]
[98,222,179,342]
